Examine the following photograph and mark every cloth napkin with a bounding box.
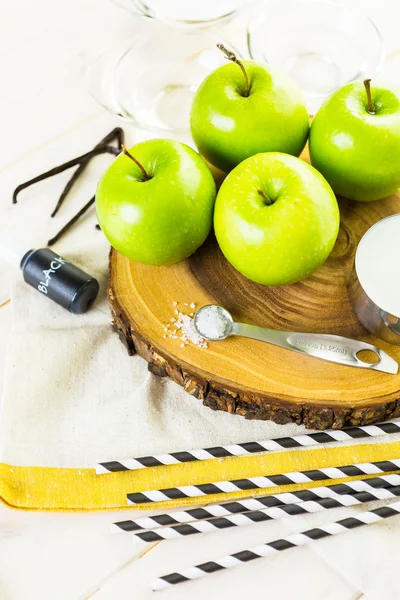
[1,234,400,512]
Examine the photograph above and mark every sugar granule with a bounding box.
[175,311,208,348]
[162,302,208,349]
[195,305,229,340]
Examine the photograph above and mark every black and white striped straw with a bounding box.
[116,473,400,534]
[96,422,400,473]
[151,499,400,591]
[123,485,400,542]
[127,457,400,504]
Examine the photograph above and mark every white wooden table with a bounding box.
[1,1,400,598]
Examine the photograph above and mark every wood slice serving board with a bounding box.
[108,153,400,430]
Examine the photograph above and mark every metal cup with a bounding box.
[348,214,400,345]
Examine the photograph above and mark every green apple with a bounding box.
[190,45,309,173]
[214,152,340,286]
[309,79,400,202]
[96,139,216,265]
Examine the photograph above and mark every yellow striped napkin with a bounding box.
[1,439,400,511]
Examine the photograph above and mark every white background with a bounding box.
[1,1,400,598]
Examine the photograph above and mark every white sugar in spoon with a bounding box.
[193,305,398,375]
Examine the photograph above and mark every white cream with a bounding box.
[142,0,251,21]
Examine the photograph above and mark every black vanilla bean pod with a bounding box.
[12,127,125,245]
[13,146,119,205]
[48,197,96,246]
[51,127,124,217]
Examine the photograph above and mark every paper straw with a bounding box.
[128,484,400,542]
[96,422,400,473]
[116,473,400,533]
[127,457,400,504]
[151,499,400,591]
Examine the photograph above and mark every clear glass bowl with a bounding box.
[247,0,385,113]
[86,28,241,136]
[111,0,253,28]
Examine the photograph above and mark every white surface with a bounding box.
[1,1,400,598]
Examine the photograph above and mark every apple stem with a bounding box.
[363,78,376,115]
[217,43,249,97]
[121,144,150,181]
[258,189,273,206]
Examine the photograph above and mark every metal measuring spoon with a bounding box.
[193,305,398,375]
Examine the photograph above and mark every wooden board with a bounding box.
[108,150,400,430]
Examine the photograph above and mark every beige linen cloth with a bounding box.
[0,234,320,470]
